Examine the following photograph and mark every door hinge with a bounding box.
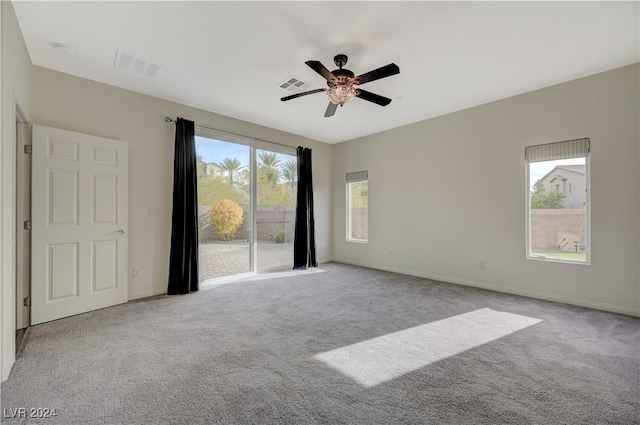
[23,297,31,307]
[23,220,32,231]
[23,145,32,154]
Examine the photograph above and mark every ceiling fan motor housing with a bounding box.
[328,68,355,87]
[329,54,355,87]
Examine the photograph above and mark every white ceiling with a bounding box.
[13,1,639,144]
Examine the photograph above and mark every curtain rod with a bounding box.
[164,116,297,151]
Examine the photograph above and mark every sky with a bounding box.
[195,136,295,167]
[196,136,250,167]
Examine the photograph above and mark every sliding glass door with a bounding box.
[256,149,297,272]
[195,137,251,281]
[195,130,296,282]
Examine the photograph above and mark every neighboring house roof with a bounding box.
[206,162,224,171]
[555,165,585,174]
[539,164,585,182]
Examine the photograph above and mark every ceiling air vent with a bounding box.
[114,49,162,77]
[278,76,312,94]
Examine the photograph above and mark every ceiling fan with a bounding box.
[281,54,400,117]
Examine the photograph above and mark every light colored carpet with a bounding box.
[1,262,638,424]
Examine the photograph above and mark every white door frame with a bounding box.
[2,94,28,381]
[15,106,30,330]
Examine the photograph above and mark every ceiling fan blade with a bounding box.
[355,63,400,85]
[306,60,336,82]
[324,102,338,118]
[356,89,392,106]
[281,88,326,102]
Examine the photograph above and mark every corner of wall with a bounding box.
[1,0,33,383]
[0,0,5,384]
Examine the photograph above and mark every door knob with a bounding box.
[116,229,128,235]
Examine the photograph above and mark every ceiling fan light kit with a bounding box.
[326,86,357,106]
[281,54,400,117]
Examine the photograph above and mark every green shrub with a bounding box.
[210,199,244,241]
[274,230,285,244]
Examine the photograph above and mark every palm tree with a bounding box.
[281,160,297,188]
[258,152,281,168]
[258,152,281,184]
[219,157,242,185]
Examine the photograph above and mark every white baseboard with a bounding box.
[128,287,166,301]
[333,257,640,317]
[2,354,15,382]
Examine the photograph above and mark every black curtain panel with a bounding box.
[293,147,318,269]
[306,149,317,267]
[168,118,199,294]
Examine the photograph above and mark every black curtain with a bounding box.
[293,147,317,269]
[167,118,199,294]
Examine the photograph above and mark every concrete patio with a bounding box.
[199,240,294,281]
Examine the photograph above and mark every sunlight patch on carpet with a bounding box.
[314,308,541,387]
[201,268,325,288]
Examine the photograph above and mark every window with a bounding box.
[346,171,368,242]
[526,138,590,263]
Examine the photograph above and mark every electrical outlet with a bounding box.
[148,207,159,217]
[480,261,486,270]
[132,268,140,278]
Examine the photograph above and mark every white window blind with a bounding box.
[525,138,590,163]
[346,171,368,182]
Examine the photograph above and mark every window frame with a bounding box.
[525,143,591,265]
[346,171,368,243]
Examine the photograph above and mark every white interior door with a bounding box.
[31,125,128,325]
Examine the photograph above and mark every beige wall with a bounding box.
[333,64,640,316]
[1,0,32,380]
[31,67,333,300]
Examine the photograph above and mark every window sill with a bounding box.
[527,254,590,265]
